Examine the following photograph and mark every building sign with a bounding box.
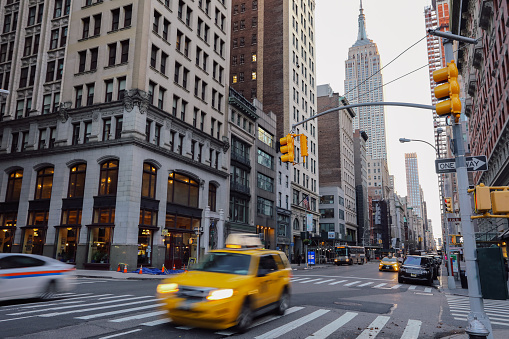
[328,232,335,239]
[306,213,313,232]
[277,236,290,245]
[307,251,315,265]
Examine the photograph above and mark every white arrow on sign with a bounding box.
[466,157,486,171]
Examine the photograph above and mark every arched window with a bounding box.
[5,169,23,202]
[208,183,217,211]
[98,160,119,196]
[34,167,54,200]
[293,218,300,230]
[68,163,87,198]
[167,172,199,207]
[142,163,157,198]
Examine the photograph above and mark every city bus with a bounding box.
[334,245,366,265]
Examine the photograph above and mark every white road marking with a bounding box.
[451,310,509,319]
[408,286,417,290]
[38,298,158,317]
[357,282,373,287]
[314,279,335,284]
[140,318,171,326]
[453,317,509,327]
[299,279,323,284]
[99,329,142,339]
[372,283,387,288]
[423,288,432,293]
[175,326,194,330]
[329,280,347,285]
[110,310,167,322]
[305,312,358,339]
[76,304,162,320]
[0,315,36,323]
[254,309,330,339]
[356,316,390,339]
[291,278,311,282]
[391,284,402,289]
[401,319,422,339]
[249,306,304,329]
[343,281,361,286]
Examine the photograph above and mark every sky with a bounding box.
[315,0,442,241]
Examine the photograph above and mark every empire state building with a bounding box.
[344,2,387,161]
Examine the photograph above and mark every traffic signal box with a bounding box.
[433,60,462,122]
[444,197,453,213]
[280,133,308,164]
[468,184,509,219]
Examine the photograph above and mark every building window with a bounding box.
[142,163,157,199]
[257,127,273,147]
[320,195,334,204]
[5,169,23,202]
[257,173,274,192]
[257,149,273,169]
[208,184,217,212]
[34,167,54,200]
[319,208,334,219]
[98,160,119,196]
[167,172,199,208]
[257,197,273,216]
[229,196,249,223]
[139,209,157,227]
[68,163,86,198]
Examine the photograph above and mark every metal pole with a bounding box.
[443,38,493,338]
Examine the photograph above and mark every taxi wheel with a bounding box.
[40,281,57,300]
[275,289,290,315]
[235,300,253,333]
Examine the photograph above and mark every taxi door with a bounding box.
[255,255,278,308]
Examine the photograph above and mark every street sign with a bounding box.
[448,217,461,222]
[435,155,488,173]
[328,232,335,239]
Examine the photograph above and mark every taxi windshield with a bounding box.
[193,252,251,275]
[382,257,397,262]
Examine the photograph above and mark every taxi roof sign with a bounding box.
[225,233,263,249]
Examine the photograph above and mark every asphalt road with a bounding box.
[1,262,507,338]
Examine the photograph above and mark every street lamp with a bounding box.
[399,135,455,289]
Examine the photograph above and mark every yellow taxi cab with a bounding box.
[156,234,292,333]
[379,256,400,272]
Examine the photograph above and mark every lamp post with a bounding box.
[399,136,455,289]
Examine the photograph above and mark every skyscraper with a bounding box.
[230,0,319,254]
[344,1,387,160]
[405,153,422,218]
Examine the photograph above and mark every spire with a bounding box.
[357,0,368,42]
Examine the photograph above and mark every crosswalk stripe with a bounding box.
[76,303,162,320]
[329,280,347,285]
[453,317,509,327]
[408,286,417,290]
[391,284,402,289]
[315,279,335,284]
[446,297,509,307]
[357,282,373,287]
[99,329,142,339]
[249,306,304,329]
[356,316,390,339]
[8,296,152,316]
[448,305,509,312]
[344,281,361,286]
[110,310,167,322]
[299,279,322,284]
[291,278,311,282]
[38,298,158,317]
[372,283,387,288]
[140,318,171,326]
[304,312,357,339]
[451,310,509,319]
[423,288,432,293]
[254,309,330,339]
[400,319,422,339]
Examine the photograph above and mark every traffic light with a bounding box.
[432,60,461,121]
[300,135,308,158]
[473,183,491,213]
[280,134,295,163]
[444,197,453,213]
[491,189,509,214]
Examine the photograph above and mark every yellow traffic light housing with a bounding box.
[491,189,509,214]
[433,60,462,121]
[444,197,453,213]
[300,135,308,158]
[473,183,492,213]
[468,183,509,219]
[280,134,295,163]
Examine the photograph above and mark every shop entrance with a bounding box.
[0,228,14,253]
[55,227,79,263]
[164,231,197,269]
[22,228,46,255]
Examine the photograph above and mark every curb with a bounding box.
[76,274,168,281]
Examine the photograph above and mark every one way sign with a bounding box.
[435,155,488,173]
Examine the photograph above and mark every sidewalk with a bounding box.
[439,268,509,339]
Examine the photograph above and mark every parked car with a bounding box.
[398,255,435,286]
[0,253,75,302]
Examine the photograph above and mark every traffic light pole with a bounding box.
[441,36,493,338]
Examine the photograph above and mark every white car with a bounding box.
[0,253,75,302]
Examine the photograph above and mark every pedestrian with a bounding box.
[297,253,301,266]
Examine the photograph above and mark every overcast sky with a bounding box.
[315,0,442,241]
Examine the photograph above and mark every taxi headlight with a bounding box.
[206,289,234,301]
[157,283,179,294]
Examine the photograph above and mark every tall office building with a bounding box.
[0,0,231,270]
[405,153,422,218]
[344,2,387,160]
[230,0,319,254]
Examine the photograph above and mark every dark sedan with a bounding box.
[398,256,434,286]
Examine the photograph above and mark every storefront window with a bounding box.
[138,229,153,266]
[22,228,46,255]
[93,207,115,224]
[56,228,78,263]
[6,169,23,202]
[87,227,112,263]
[0,229,14,253]
[98,160,119,196]
[0,212,17,227]
[139,209,157,226]
[68,163,87,198]
[27,210,49,226]
[167,172,199,207]
[34,167,54,200]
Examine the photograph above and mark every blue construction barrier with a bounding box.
[130,267,186,275]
